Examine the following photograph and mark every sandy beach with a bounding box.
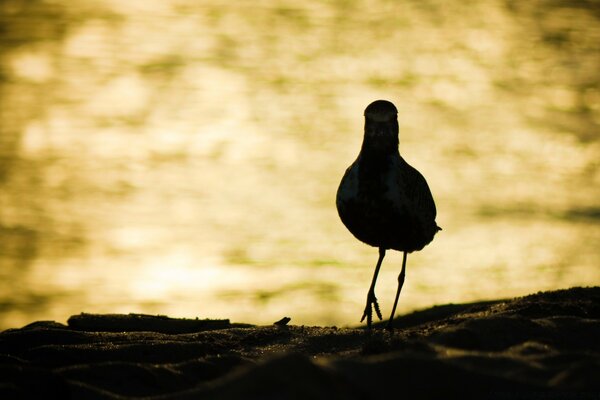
[0,286,598,399]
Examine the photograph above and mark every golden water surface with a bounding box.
[1,0,599,329]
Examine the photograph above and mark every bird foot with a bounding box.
[360,291,382,328]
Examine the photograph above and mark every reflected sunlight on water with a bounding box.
[1,0,599,329]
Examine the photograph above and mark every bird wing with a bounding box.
[399,159,437,223]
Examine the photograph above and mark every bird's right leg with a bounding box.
[361,247,386,329]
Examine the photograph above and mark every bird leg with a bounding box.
[361,247,386,328]
[386,251,407,330]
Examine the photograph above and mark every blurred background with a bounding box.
[1,0,599,330]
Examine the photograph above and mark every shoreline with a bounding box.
[1,287,598,399]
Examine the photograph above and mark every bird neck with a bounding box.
[360,120,400,159]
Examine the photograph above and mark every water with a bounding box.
[1,0,599,330]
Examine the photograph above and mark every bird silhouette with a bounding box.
[336,100,441,329]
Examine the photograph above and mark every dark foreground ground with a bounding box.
[1,287,598,400]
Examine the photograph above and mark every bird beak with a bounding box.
[366,121,390,137]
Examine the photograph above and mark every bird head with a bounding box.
[364,100,398,123]
[362,100,399,152]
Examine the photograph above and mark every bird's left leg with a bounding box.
[386,251,407,330]
[361,247,386,329]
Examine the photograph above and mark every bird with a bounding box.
[336,100,441,330]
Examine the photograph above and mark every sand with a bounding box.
[1,287,598,399]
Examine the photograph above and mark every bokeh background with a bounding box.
[1,0,599,330]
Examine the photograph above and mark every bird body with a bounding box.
[337,153,438,253]
[336,100,440,329]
